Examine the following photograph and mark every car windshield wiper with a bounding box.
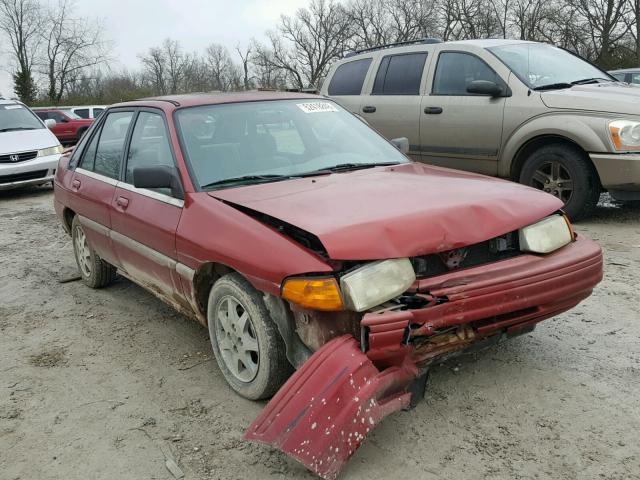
[202,174,292,189]
[571,77,612,85]
[302,162,401,176]
[0,127,38,132]
[532,83,573,91]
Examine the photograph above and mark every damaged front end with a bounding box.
[246,226,603,479]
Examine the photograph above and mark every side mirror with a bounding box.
[390,137,410,154]
[133,165,184,200]
[44,119,56,128]
[466,80,508,97]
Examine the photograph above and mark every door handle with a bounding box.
[71,179,81,190]
[362,105,376,113]
[424,107,443,114]
[116,196,129,209]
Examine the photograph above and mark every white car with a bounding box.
[0,99,64,191]
[70,105,107,119]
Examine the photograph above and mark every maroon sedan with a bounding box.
[53,92,602,479]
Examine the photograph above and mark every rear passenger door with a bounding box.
[358,51,429,159]
[420,50,507,175]
[68,110,135,266]
[110,109,185,300]
[325,57,373,114]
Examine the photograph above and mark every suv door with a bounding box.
[358,51,429,159]
[420,50,507,175]
[110,109,185,301]
[68,110,135,266]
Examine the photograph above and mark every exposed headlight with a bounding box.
[340,258,416,312]
[519,214,573,254]
[609,120,640,151]
[37,145,64,157]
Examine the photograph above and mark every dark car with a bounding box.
[53,92,602,479]
[34,108,93,145]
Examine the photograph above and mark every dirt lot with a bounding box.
[1,186,638,480]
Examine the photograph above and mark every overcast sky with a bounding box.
[0,0,309,98]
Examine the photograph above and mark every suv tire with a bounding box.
[71,215,117,288]
[519,143,600,221]
[207,273,292,400]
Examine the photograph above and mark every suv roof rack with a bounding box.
[344,38,443,58]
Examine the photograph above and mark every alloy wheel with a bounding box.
[531,160,574,203]
[215,295,260,383]
[74,225,92,277]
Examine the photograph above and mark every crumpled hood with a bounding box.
[209,163,562,260]
[541,82,640,115]
[1,128,60,153]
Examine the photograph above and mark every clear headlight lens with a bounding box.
[37,145,64,157]
[609,120,640,151]
[340,258,416,312]
[519,214,573,254]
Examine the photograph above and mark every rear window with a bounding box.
[327,58,372,96]
[373,53,428,95]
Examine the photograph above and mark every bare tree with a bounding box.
[139,38,189,95]
[236,44,254,90]
[254,0,352,89]
[139,46,168,95]
[41,0,108,102]
[205,43,237,91]
[0,0,41,102]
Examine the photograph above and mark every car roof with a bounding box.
[111,91,322,110]
[0,99,21,106]
[444,38,538,48]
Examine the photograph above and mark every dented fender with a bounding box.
[244,335,417,480]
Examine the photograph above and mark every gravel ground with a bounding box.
[1,186,638,480]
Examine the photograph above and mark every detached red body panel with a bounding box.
[245,336,417,480]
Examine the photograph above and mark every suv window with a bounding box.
[90,111,134,179]
[74,108,90,119]
[372,53,428,95]
[49,111,68,123]
[433,52,501,95]
[125,112,174,185]
[328,58,372,95]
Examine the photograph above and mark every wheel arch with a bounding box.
[62,207,76,234]
[509,134,602,189]
[192,261,236,321]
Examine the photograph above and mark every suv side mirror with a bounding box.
[133,166,184,200]
[466,80,508,97]
[390,137,410,154]
[44,119,56,128]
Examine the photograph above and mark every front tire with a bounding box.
[207,273,291,400]
[519,143,600,221]
[71,216,116,288]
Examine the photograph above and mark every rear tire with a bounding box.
[207,273,291,400]
[71,216,116,288]
[519,143,600,221]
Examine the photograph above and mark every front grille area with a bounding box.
[0,169,48,183]
[411,231,522,277]
[0,150,38,164]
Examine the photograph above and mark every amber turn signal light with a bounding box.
[281,277,344,311]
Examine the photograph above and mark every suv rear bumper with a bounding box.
[0,154,59,191]
[362,236,603,366]
[591,153,640,194]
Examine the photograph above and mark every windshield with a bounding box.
[489,43,614,89]
[175,99,408,189]
[0,103,44,132]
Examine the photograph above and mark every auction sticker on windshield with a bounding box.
[296,102,339,113]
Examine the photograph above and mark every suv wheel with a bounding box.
[71,216,117,288]
[207,273,291,400]
[519,143,600,221]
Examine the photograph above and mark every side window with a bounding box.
[93,111,134,179]
[74,108,89,119]
[78,127,101,171]
[35,111,47,120]
[327,58,372,95]
[93,108,104,118]
[630,73,640,84]
[125,112,175,185]
[372,52,428,95]
[433,52,501,95]
[51,111,66,123]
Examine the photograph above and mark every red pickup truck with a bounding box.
[34,108,93,145]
